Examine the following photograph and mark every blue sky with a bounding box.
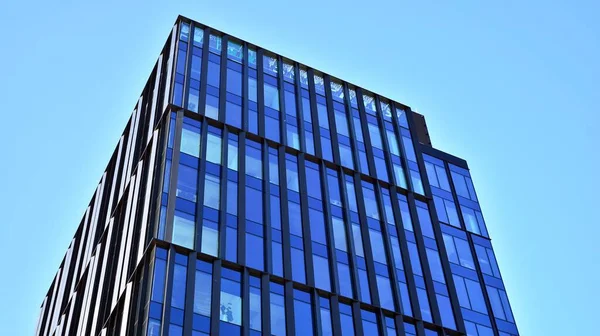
[0,1,598,335]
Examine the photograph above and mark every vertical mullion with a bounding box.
[209,260,222,335]
[294,63,307,153]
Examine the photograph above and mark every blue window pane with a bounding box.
[340,309,355,336]
[248,77,258,102]
[203,174,220,209]
[376,275,395,311]
[226,181,237,216]
[206,132,222,164]
[291,248,306,283]
[270,292,286,336]
[332,217,348,251]
[264,83,280,110]
[320,305,333,336]
[245,146,262,179]
[309,209,326,245]
[361,315,379,335]
[317,103,330,129]
[207,61,220,88]
[249,283,261,331]
[173,212,195,249]
[284,90,297,116]
[426,248,445,284]
[176,164,197,203]
[226,68,242,96]
[334,109,349,136]
[436,294,456,330]
[246,233,264,270]
[358,269,371,303]
[147,319,161,336]
[313,255,331,291]
[417,288,432,322]
[225,102,241,128]
[465,279,487,314]
[351,224,364,257]
[205,94,219,119]
[339,144,354,169]
[294,297,314,335]
[201,220,219,257]
[288,202,302,237]
[368,123,383,149]
[220,277,242,326]
[181,125,201,157]
[337,262,353,298]
[225,227,237,262]
[151,258,167,302]
[171,263,187,309]
[246,187,263,224]
[194,269,212,316]
[369,229,387,264]
[407,242,422,276]
[272,241,283,277]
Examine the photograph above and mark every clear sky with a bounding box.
[0,1,598,335]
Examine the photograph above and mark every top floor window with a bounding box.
[180,22,190,41]
[264,54,278,75]
[314,73,325,95]
[283,61,295,82]
[209,34,222,54]
[450,166,479,202]
[248,47,257,68]
[363,93,376,115]
[397,108,409,129]
[227,40,243,63]
[330,80,344,101]
[380,100,392,120]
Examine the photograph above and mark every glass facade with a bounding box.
[36,16,518,336]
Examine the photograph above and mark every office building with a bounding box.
[36,16,519,336]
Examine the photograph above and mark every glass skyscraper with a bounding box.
[36,16,519,336]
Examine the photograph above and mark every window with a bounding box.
[172,211,194,249]
[415,202,435,239]
[246,233,264,270]
[334,109,349,136]
[369,229,387,264]
[192,261,212,334]
[209,34,222,54]
[426,248,446,284]
[248,77,258,102]
[226,68,242,96]
[461,206,488,237]
[317,103,330,129]
[249,276,261,332]
[207,61,220,88]
[320,298,333,336]
[417,288,432,322]
[294,291,314,335]
[376,275,395,311]
[451,169,478,202]
[424,159,450,191]
[475,244,501,278]
[332,217,348,251]
[270,283,286,336]
[206,132,222,164]
[181,124,201,157]
[220,270,242,326]
[386,129,400,156]
[176,164,197,202]
[313,255,331,291]
[201,219,219,257]
[361,310,379,336]
[291,247,306,283]
[442,234,475,269]
[203,174,220,209]
[227,135,238,171]
[368,123,383,149]
[486,286,515,322]
[433,196,461,228]
[264,83,280,110]
[340,304,355,336]
[245,143,262,179]
[453,275,487,314]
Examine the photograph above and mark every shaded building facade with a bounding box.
[36,16,519,336]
